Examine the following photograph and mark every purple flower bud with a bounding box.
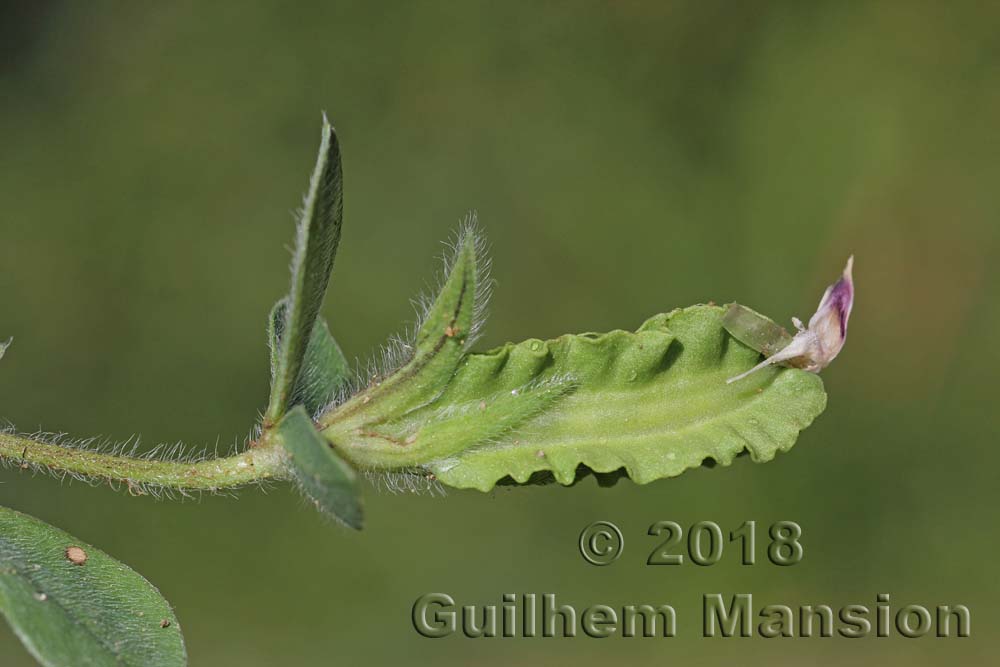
[727,256,854,384]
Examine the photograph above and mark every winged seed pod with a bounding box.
[727,256,855,384]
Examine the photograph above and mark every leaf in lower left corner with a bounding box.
[0,506,186,667]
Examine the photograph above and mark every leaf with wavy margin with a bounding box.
[419,305,826,491]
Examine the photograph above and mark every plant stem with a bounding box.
[0,431,286,492]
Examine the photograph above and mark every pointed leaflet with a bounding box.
[266,117,344,423]
[269,299,350,415]
[0,506,186,667]
[278,407,363,530]
[318,224,485,433]
[0,337,10,362]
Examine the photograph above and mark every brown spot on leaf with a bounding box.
[65,546,87,566]
[160,619,172,628]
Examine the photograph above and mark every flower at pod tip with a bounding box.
[727,256,854,384]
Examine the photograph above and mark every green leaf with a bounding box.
[722,303,793,357]
[326,305,826,491]
[278,406,363,530]
[317,224,485,432]
[0,337,11,362]
[269,299,351,416]
[0,506,186,667]
[266,116,344,424]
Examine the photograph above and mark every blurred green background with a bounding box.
[1,2,997,665]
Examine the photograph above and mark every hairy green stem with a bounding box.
[0,432,287,492]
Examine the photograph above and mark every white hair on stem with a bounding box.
[0,422,271,500]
